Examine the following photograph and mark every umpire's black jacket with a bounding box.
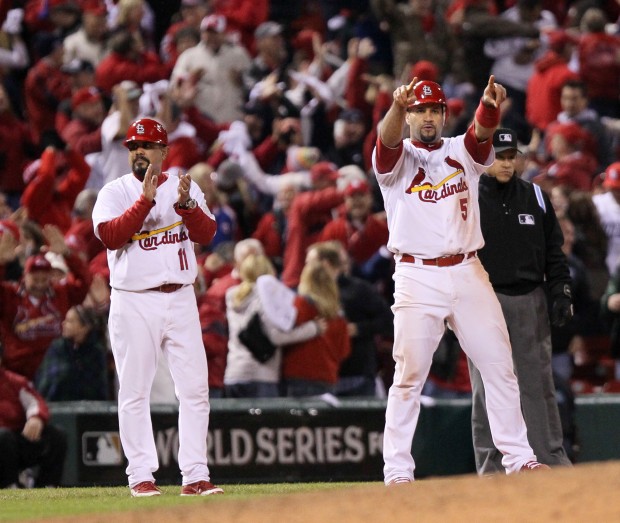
[477,173,571,300]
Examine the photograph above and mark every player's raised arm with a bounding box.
[379,77,418,148]
[474,75,506,143]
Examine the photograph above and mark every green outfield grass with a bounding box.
[0,483,364,522]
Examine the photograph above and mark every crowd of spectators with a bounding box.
[0,0,619,422]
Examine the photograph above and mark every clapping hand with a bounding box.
[143,165,158,202]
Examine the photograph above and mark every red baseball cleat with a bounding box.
[181,480,224,496]
[130,481,161,497]
[519,461,551,472]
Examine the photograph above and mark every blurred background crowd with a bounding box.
[0,0,619,423]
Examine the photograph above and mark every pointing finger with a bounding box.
[489,75,495,89]
[406,77,418,95]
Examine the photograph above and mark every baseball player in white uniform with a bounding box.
[373,76,549,485]
[92,118,223,497]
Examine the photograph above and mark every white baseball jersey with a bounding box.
[92,172,214,291]
[372,136,493,259]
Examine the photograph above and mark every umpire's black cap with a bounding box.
[493,128,522,154]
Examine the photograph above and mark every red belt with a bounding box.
[401,252,476,267]
[147,283,184,293]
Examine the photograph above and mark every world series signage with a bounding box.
[50,398,476,486]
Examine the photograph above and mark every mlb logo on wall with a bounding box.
[518,214,535,225]
[82,432,123,466]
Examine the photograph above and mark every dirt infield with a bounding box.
[43,461,620,523]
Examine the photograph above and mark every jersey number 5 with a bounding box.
[459,198,468,221]
[178,248,189,270]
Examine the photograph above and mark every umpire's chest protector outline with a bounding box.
[373,136,493,259]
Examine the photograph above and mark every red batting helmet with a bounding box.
[407,80,448,112]
[124,118,168,148]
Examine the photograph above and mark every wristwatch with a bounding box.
[178,198,197,210]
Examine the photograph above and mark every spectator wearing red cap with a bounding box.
[24,33,73,144]
[281,161,345,288]
[171,14,251,124]
[63,1,108,67]
[532,121,598,192]
[525,29,580,132]
[319,178,389,279]
[0,226,91,380]
[593,162,620,276]
[60,87,105,158]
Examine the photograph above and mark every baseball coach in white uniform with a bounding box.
[92,118,223,497]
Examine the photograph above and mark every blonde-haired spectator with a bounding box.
[224,254,324,398]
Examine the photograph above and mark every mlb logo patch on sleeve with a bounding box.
[518,214,535,225]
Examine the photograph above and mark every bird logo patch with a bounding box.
[518,214,535,225]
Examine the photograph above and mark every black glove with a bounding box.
[551,284,574,328]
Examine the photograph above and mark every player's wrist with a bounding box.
[475,100,500,128]
[177,198,197,210]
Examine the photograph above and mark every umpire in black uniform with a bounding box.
[468,128,574,473]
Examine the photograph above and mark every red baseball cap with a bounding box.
[603,162,620,190]
[82,0,107,15]
[200,14,226,33]
[25,254,53,274]
[344,179,370,197]
[71,86,101,110]
[310,161,339,185]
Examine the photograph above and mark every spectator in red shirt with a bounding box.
[282,259,351,397]
[577,7,620,118]
[0,229,91,381]
[252,182,297,274]
[214,0,269,55]
[525,29,580,132]
[24,33,73,144]
[0,353,67,489]
[281,161,345,288]
[319,178,389,279]
[94,29,170,96]
[21,138,91,234]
